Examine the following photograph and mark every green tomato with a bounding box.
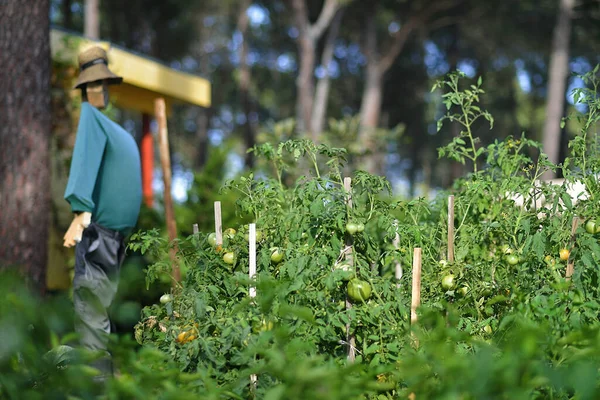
[500,244,513,255]
[159,294,173,304]
[224,228,236,240]
[346,222,359,235]
[483,324,493,335]
[270,247,284,263]
[457,286,469,296]
[253,318,274,333]
[223,252,235,265]
[347,278,372,302]
[585,220,598,234]
[441,274,455,290]
[244,229,264,242]
[356,223,365,233]
[438,259,448,268]
[208,232,217,247]
[505,254,519,266]
[334,262,355,281]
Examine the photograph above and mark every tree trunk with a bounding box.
[541,0,574,180]
[63,0,73,29]
[357,2,418,175]
[195,108,210,169]
[310,9,343,139]
[0,0,52,293]
[84,0,100,39]
[358,65,384,174]
[297,32,316,136]
[357,5,383,175]
[238,0,256,168]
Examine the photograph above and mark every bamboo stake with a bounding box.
[566,217,580,280]
[214,201,223,246]
[447,195,455,263]
[343,177,356,362]
[248,223,257,390]
[411,248,422,348]
[155,98,180,284]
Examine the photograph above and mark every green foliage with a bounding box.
[130,70,600,398]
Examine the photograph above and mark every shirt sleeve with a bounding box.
[64,103,107,213]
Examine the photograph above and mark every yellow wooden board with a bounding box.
[51,29,211,112]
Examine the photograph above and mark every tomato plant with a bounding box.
[127,68,600,400]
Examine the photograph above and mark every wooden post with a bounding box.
[411,248,422,348]
[447,195,455,263]
[566,217,580,280]
[343,177,356,362]
[141,113,154,208]
[155,98,180,284]
[248,223,258,390]
[214,201,223,246]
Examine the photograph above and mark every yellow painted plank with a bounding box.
[50,29,211,109]
[110,84,174,116]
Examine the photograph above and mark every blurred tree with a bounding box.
[311,7,344,138]
[0,0,52,292]
[238,0,257,168]
[84,0,99,38]
[542,0,574,179]
[289,0,343,138]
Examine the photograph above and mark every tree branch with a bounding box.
[308,0,341,40]
[379,16,420,74]
[379,0,464,74]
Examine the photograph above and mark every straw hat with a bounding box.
[74,46,122,89]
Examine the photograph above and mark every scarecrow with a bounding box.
[63,46,142,379]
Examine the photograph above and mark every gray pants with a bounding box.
[73,222,124,377]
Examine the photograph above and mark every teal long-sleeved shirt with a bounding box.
[64,102,142,233]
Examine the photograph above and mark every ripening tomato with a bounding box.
[559,248,570,261]
[347,278,372,302]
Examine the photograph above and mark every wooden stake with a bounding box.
[393,220,402,288]
[249,223,257,298]
[343,177,355,362]
[447,195,455,263]
[411,248,422,348]
[214,201,223,246]
[566,217,580,280]
[248,223,257,390]
[155,98,180,284]
[192,224,199,235]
